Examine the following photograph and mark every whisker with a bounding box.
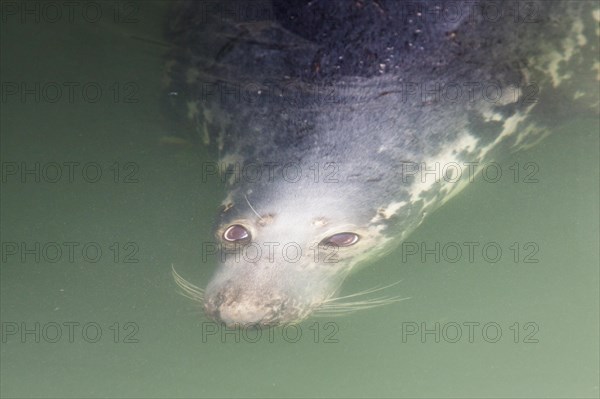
[324,280,403,303]
[315,279,410,317]
[320,296,410,311]
[244,194,264,222]
[320,296,409,307]
[171,264,204,303]
[315,299,410,316]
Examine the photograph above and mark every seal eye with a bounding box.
[321,232,359,247]
[223,224,250,243]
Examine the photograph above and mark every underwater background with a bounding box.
[1,1,598,398]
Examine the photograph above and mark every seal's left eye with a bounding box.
[223,224,250,243]
[321,232,359,247]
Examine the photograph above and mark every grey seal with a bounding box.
[163,0,598,326]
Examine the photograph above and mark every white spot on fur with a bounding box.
[221,192,235,208]
[407,133,480,209]
[382,201,407,218]
[546,20,586,87]
[481,109,505,122]
[220,153,244,166]
[186,101,209,145]
[370,201,407,223]
[219,153,246,185]
[312,218,328,227]
[478,108,545,157]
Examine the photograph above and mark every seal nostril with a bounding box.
[223,224,251,243]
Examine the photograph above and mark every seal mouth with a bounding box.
[172,264,408,326]
[203,284,307,327]
[171,264,315,327]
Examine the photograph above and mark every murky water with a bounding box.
[1,1,598,398]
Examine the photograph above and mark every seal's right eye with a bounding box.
[321,232,360,247]
[223,224,251,243]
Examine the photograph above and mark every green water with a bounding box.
[1,2,598,398]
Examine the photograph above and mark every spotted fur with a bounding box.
[164,1,599,326]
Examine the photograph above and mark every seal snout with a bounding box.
[203,285,301,327]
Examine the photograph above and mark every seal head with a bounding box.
[165,0,598,326]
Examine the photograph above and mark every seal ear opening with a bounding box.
[321,232,360,247]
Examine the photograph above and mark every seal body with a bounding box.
[164,1,598,326]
